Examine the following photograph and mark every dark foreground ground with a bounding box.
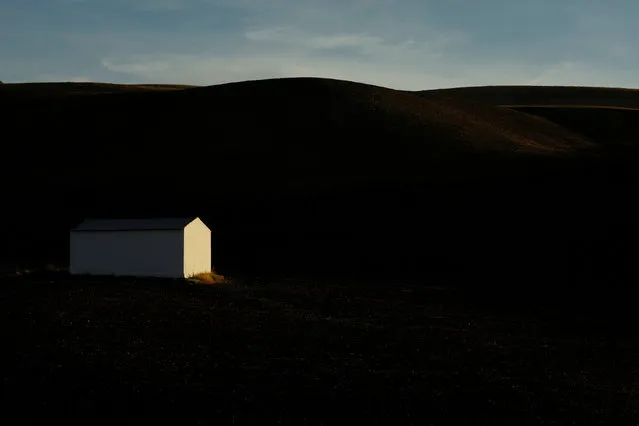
[2,274,638,425]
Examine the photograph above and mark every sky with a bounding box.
[1,0,638,90]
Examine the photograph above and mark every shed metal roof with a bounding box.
[71,217,200,232]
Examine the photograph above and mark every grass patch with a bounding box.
[6,263,66,278]
[187,269,229,285]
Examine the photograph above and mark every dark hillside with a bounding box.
[1,78,637,285]
[2,77,596,197]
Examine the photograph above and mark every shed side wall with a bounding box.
[183,218,211,277]
[70,230,184,278]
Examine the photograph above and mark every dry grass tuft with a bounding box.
[188,269,230,285]
[11,263,66,277]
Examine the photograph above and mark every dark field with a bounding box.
[2,274,639,425]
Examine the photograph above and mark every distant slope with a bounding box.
[508,106,639,149]
[0,82,194,99]
[415,85,639,109]
[415,85,639,149]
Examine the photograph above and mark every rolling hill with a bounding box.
[415,85,639,109]
[416,85,639,149]
[2,77,639,282]
[3,77,597,195]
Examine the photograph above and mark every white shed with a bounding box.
[69,217,211,278]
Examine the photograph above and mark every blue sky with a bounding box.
[1,0,638,89]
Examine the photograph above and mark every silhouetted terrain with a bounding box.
[3,78,639,425]
[2,77,639,284]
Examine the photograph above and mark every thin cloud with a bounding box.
[245,26,386,50]
[244,27,392,55]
